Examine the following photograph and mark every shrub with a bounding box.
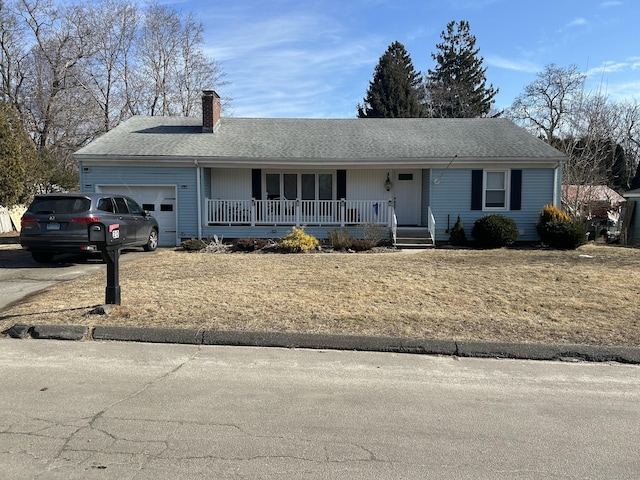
[449,215,467,246]
[471,214,518,248]
[537,204,572,225]
[181,238,207,251]
[278,226,319,253]
[538,219,587,249]
[350,238,376,251]
[235,237,269,251]
[536,204,586,249]
[327,227,353,250]
[358,222,389,246]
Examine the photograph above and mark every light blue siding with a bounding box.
[429,167,557,243]
[78,163,559,244]
[80,165,201,239]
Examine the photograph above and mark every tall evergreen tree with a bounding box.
[357,41,425,118]
[425,20,497,118]
[0,103,34,205]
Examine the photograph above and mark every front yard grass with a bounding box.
[2,243,640,347]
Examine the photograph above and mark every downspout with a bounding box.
[195,159,202,240]
[553,162,560,207]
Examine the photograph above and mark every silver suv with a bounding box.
[20,193,159,263]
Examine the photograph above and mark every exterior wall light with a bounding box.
[385,173,392,191]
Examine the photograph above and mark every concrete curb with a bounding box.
[3,323,640,364]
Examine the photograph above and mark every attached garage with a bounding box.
[96,185,178,247]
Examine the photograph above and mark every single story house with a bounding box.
[74,91,566,247]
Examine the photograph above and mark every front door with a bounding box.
[393,170,421,225]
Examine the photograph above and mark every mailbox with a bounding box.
[88,220,126,305]
[89,220,126,248]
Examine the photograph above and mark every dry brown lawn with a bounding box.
[2,243,640,347]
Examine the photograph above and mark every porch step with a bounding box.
[394,227,434,249]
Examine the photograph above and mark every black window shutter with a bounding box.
[471,170,483,210]
[337,170,346,199]
[251,169,262,199]
[510,169,522,211]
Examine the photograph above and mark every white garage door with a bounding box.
[97,185,177,247]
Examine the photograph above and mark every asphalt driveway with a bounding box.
[0,239,157,311]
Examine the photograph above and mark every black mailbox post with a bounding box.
[88,220,126,305]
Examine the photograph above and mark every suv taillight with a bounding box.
[21,216,37,228]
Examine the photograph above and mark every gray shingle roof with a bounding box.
[75,116,566,165]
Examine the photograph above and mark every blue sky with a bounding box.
[173,0,640,118]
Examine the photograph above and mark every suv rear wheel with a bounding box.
[144,229,158,251]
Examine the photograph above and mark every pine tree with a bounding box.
[357,41,425,118]
[425,20,498,118]
[0,103,31,205]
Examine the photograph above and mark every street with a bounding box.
[0,339,638,479]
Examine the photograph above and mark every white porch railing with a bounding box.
[206,198,395,227]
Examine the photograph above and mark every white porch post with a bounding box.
[340,198,346,226]
[388,199,393,227]
[295,198,301,226]
[251,198,256,226]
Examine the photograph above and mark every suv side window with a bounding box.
[126,198,144,215]
[97,197,115,213]
[114,197,129,214]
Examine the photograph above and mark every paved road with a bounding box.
[0,243,156,310]
[1,339,638,479]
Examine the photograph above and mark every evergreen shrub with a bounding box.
[536,205,586,249]
[181,238,207,251]
[449,215,467,246]
[279,226,319,253]
[537,220,587,249]
[471,214,518,248]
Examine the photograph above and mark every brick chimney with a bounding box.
[202,90,221,133]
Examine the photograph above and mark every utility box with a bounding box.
[89,220,125,247]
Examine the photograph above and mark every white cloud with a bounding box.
[201,11,381,117]
[485,55,540,73]
[600,1,622,7]
[586,61,629,76]
[562,17,589,30]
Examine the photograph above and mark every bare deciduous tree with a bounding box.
[508,63,639,222]
[1,0,226,203]
[75,0,138,133]
[508,64,586,144]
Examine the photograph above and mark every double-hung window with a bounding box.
[484,170,509,210]
[265,172,334,201]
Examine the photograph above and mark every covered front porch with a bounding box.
[199,167,435,245]
[203,198,435,246]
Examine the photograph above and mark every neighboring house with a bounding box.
[74,91,565,247]
[622,189,639,245]
[562,185,627,226]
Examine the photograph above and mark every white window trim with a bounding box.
[263,171,336,201]
[483,169,510,211]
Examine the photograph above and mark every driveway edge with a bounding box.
[3,323,640,364]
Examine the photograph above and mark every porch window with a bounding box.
[484,170,509,209]
[265,172,334,201]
